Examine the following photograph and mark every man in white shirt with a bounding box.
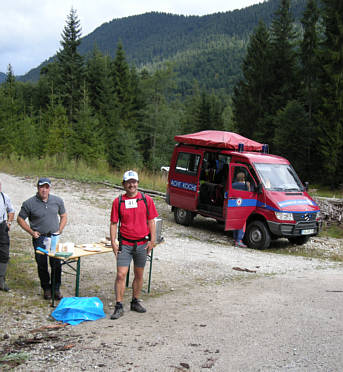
[0,181,15,291]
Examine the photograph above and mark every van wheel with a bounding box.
[288,236,310,245]
[174,208,193,226]
[245,221,271,249]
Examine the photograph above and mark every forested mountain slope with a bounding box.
[18,0,306,94]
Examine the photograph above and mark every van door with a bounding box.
[169,149,202,211]
[225,164,258,230]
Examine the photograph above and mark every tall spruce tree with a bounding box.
[105,42,141,168]
[70,83,104,164]
[260,0,299,152]
[0,65,20,153]
[317,0,343,186]
[300,0,320,122]
[269,0,299,141]
[139,66,180,168]
[3,64,16,103]
[181,81,201,133]
[111,42,133,123]
[56,7,84,122]
[299,0,321,181]
[195,91,225,132]
[43,93,72,159]
[274,101,311,179]
[232,21,272,141]
[86,46,113,114]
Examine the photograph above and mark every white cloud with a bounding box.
[0,0,262,75]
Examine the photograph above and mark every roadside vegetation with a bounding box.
[0,156,167,193]
[0,233,46,310]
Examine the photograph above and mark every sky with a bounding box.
[0,0,263,76]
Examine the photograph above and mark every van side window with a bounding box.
[176,152,200,176]
[232,166,255,192]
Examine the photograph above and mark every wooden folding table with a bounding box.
[39,243,156,307]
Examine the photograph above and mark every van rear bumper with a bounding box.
[267,220,321,237]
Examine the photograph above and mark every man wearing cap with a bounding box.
[110,170,158,319]
[17,178,67,300]
[0,181,15,291]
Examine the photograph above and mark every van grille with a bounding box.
[293,212,317,222]
[295,221,317,230]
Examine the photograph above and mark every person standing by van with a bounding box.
[110,170,158,320]
[0,181,15,291]
[232,172,248,247]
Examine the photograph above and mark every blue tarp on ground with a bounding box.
[51,297,106,325]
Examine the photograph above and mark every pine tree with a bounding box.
[70,83,105,164]
[269,0,299,109]
[273,101,311,179]
[139,66,180,168]
[56,7,85,122]
[194,91,224,132]
[232,21,273,141]
[12,115,40,158]
[0,65,20,153]
[300,0,320,122]
[43,94,72,159]
[86,46,113,114]
[3,64,16,102]
[299,0,321,182]
[111,42,133,123]
[317,0,343,186]
[181,80,201,133]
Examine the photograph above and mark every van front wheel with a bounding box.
[174,208,193,226]
[245,221,271,249]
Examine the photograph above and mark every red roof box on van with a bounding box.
[174,130,263,151]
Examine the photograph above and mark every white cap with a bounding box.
[123,170,139,182]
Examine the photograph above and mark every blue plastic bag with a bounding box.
[51,297,106,325]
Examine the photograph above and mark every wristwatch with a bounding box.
[7,221,12,225]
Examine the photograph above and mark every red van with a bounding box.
[166,130,321,249]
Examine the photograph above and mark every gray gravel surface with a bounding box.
[0,172,342,371]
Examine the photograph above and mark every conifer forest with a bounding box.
[0,0,342,187]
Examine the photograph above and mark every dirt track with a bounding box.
[0,172,342,371]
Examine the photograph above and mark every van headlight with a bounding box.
[275,212,294,221]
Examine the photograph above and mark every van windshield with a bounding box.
[254,163,303,192]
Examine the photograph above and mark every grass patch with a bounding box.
[319,223,343,239]
[0,155,168,193]
[0,352,30,370]
[309,186,343,199]
[0,234,45,310]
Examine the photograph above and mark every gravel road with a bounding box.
[0,172,342,371]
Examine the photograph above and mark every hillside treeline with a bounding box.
[0,0,342,187]
[19,0,307,91]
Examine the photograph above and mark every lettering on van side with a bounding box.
[278,199,317,208]
[170,179,197,192]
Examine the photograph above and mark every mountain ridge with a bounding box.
[12,0,306,94]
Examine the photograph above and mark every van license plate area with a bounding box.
[301,229,315,235]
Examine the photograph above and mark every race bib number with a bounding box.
[125,199,138,209]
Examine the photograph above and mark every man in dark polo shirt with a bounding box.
[17,178,67,300]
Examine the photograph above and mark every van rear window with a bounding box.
[176,152,200,176]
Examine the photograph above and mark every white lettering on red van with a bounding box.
[171,179,197,192]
